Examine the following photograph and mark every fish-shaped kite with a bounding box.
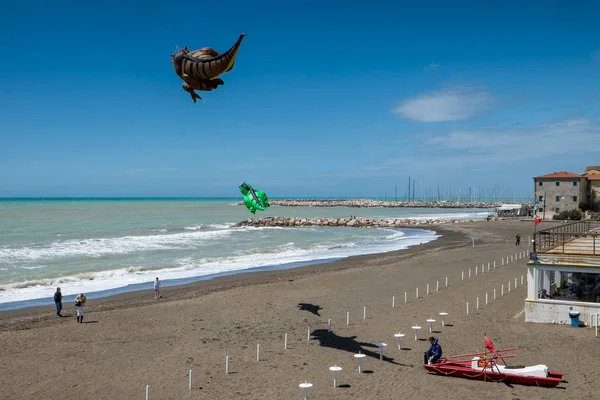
[171,33,245,103]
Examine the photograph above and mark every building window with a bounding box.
[538,182,543,186]
[555,196,560,202]
[573,196,577,202]
[538,270,600,303]
[538,195,543,201]
[555,182,560,186]
[573,181,577,186]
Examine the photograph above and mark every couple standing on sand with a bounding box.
[53,278,161,321]
[53,288,87,323]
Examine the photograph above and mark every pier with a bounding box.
[232,216,488,229]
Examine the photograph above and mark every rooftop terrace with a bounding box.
[534,220,600,257]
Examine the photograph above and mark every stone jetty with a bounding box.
[232,216,485,229]
[237,199,502,209]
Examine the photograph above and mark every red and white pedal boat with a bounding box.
[424,337,565,388]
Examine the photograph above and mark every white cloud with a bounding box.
[121,167,177,175]
[425,118,597,156]
[363,117,600,175]
[392,87,492,122]
[423,63,440,71]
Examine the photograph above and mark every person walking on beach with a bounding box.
[53,287,63,317]
[75,293,87,323]
[154,277,162,300]
[515,233,521,246]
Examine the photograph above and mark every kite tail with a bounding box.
[249,187,266,211]
[181,33,245,81]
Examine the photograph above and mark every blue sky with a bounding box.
[1,1,599,199]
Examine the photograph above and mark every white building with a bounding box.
[496,203,530,217]
[525,221,600,327]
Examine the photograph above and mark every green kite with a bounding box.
[239,182,270,214]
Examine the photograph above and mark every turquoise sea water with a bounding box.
[0,198,493,310]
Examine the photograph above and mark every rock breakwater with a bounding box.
[237,199,502,209]
[232,216,484,229]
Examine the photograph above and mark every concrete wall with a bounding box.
[534,177,585,214]
[524,299,600,326]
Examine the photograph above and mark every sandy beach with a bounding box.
[0,220,597,400]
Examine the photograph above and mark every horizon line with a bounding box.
[0,196,534,201]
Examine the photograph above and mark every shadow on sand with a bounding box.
[311,329,414,367]
[298,303,323,316]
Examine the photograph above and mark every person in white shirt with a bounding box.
[154,277,162,300]
[75,293,87,323]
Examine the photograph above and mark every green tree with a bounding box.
[552,209,582,220]
[578,201,590,212]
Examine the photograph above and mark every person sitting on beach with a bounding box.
[424,336,442,365]
[75,293,87,323]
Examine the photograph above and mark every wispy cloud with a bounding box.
[423,63,440,71]
[220,165,250,172]
[392,86,493,122]
[121,167,178,175]
[424,118,596,156]
[363,118,600,175]
[203,175,339,188]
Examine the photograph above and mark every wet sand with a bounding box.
[0,220,596,400]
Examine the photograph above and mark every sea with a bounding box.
[0,198,494,311]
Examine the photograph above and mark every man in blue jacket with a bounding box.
[424,336,442,364]
[53,287,63,317]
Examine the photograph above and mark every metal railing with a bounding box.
[533,220,600,256]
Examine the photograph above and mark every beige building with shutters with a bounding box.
[533,171,586,215]
[580,166,600,211]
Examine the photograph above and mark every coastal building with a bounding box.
[495,203,531,217]
[580,166,600,211]
[533,171,585,215]
[525,220,600,328]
